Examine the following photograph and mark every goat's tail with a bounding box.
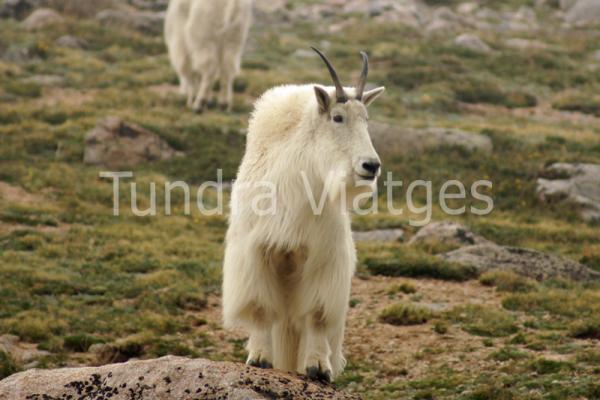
[272,319,300,373]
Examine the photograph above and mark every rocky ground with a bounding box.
[0,0,600,399]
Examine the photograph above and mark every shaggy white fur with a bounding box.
[223,63,385,381]
[164,0,252,112]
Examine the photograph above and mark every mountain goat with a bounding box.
[164,0,252,112]
[222,48,385,382]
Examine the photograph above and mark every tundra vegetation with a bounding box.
[0,0,599,399]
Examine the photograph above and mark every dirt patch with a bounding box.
[148,84,180,98]
[34,88,96,108]
[0,182,41,205]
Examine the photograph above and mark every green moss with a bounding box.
[489,346,529,362]
[4,81,42,98]
[529,358,573,374]
[570,318,600,340]
[387,281,418,295]
[63,334,105,352]
[365,247,477,282]
[553,93,600,116]
[479,270,539,293]
[379,303,432,326]
[446,304,519,337]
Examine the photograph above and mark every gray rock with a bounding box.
[353,229,404,243]
[55,34,87,49]
[560,0,578,10]
[21,7,63,30]
[96,8,164,34]
[408,221,491,249]
[369,121,493,158]
[442,244,600,281]
[0,356,359,399]
[565,0,600,25]
[454,33,492,54]
[537,163,600,222]
[84,117,181,169]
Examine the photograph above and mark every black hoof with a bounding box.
[248,358,273,369]
[306,366,331,383]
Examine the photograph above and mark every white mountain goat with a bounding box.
[222,47,385,382]
[164,0,252,112]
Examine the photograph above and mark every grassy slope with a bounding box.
[0,1,599,398]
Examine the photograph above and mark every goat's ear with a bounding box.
[314,86,331,114]
[362,87,385,107]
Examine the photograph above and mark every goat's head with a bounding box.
[311,47,385,195]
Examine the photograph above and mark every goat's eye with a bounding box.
[333,115,344,123]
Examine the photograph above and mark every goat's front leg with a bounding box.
[246,323,273,369]
[299,311,332,383]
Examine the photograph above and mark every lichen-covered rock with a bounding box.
[441,244,600,281]
[21,7,63,30]
[83,117,181,169]
[408,221,492,249]
[537,163,600,222]
[369,122,493,158]
[0,356,359,400]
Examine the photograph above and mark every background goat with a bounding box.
[164,0,252,112]
[222,48,385,382]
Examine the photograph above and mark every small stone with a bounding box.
[56,35,87,49]
[21,8,63,31]
[83,117,182,169]
[454,33,492,54]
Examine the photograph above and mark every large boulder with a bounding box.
[408,221,492,249]
[442,244,600,281]
[565,0,600,25]
[369,121,493,158]
[83,117,181,169]
[536,163,600,222]
[0,356,359,399]
[96,8,164,34]
[21,7,63,30]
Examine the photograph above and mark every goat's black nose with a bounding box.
[362,161,381,175]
